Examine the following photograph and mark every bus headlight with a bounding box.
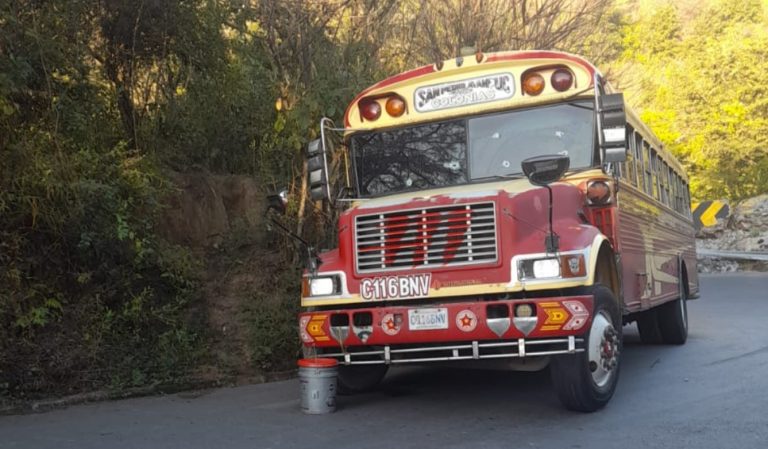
[518,254,586,280]
[306,276,341,297]
[520,258,560,279]
[533,258,560,278]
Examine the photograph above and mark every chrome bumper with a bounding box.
[323,336,583,365]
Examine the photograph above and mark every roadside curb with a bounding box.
[1,369,297,416]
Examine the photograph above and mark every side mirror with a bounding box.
[521,154,570,186]
[599,93,628,163]
[266,189,289,215]
[307,139,330,202]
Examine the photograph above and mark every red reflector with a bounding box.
[551,69,574,92]
[360,100,381,121]
[591,207,616,248]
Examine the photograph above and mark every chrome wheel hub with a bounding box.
[588,311,619,387]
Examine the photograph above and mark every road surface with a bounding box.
[2,273,767,449]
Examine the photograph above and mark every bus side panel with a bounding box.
[616,182,697,313]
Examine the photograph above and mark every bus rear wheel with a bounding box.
[657,277,688,345]
[550,285,622,412]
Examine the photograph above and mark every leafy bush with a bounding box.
[242,263,302,372]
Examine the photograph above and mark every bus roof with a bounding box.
[343,50,686,181]
[343,50,599,129]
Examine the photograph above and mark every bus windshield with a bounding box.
[351,101,595,197]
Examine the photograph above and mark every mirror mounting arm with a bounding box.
[543,184,560,254]
[521,154,570,254]
[264,207,321,275]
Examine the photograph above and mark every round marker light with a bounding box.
[360,100,381,121]
[522,73,545,96]
[385,96,406,117]
[515,304,534,318]
[551,69,574,92]
[587,180,612,205]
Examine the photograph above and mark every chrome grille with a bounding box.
[355,202,497,272]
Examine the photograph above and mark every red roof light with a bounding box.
[551,69,574,92]
[360,100,381,121]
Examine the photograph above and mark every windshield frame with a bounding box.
[348,100,598,198]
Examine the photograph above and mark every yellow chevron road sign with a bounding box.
[691,200,729,229]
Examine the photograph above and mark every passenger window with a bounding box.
[626,126,637,187]
[643,142,653,196]
[650,149,659,200]
[634,133,644,192]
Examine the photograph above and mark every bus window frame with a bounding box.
[347,100,598,198]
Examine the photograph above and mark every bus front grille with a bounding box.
[354,202,498,273]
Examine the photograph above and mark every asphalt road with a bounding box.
[2,273,768,449]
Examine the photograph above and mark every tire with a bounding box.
[550,285,622,412]
[636,309,664,344]
[657,275,688,345]
[337,364,389,395]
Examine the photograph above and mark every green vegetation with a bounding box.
[615,0,768,200]
[1,0,766,400]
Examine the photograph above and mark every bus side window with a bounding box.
[679,176,685,213]
[678,176,685,213]
[657,157,665,203]
[669,169,675,209]
[648,146,659,200]
[659,162,671,206]
[671,171,680,212]
[625,125,637,187]
[617,126,628,180]
[654,152,661,201]
[634,133,644,192]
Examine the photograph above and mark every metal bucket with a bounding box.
[298,358,338,414]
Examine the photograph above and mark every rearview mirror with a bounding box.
[599,93,628,163]
[521,154,570,186]
[306,139,330,202]
[266,189,289,215]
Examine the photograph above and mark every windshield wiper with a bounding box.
[565,101,594,111]
[471,172,525,183]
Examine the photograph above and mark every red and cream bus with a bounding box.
[294,50,699,412]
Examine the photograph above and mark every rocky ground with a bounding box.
[696,194,768,273]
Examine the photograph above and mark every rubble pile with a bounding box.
[696,194,768,273]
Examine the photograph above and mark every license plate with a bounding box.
[408,308,449,331]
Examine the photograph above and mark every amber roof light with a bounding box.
[522,73,545,96]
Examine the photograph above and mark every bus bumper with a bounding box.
[299,295,594,365]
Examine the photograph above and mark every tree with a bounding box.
[614,0,768,201]
[379,0,614,68]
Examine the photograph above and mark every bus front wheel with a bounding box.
[337,364,389,395]
[550,285,622,412]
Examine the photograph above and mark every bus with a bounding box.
[293,50,699,412]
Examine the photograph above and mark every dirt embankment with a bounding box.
[158,173,298,384]
[696,194,768,273]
